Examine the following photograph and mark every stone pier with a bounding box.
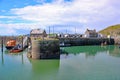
[59,38,115,46]
[27,39,60,59]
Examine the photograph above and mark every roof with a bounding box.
[30,29,45,34]
[86,29,97,33]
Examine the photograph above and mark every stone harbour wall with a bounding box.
[28,39,60,59]
[59,38,115,46]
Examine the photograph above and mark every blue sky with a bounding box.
[0,0,120,35]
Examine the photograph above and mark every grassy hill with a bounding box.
[99,24,120,36]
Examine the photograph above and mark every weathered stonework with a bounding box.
[28,39,60,59]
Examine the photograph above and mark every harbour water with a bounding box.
[0,45,120,80]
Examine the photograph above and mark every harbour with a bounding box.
[0,28,116,60]
[0,45,120,80]
[0,0,120,79]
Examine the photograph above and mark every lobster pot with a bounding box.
[31,40,41,59]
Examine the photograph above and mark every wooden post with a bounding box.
[1,51,4,65]
[22,36,23,50]
[21,53,24,64]
[1,37,3,52]
[1,37,4,65]
[53,26,54,34]
[49,26,50,38]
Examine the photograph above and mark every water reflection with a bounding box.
[109,45,120,57]
[21,53,24,64]
[1,51,4,65]
[1,48,60,80]
[29,59,60,80]
[0,45,120,80]
[0,48,27,66]
[61,45,120,58]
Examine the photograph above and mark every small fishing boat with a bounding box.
[6,40,16,50]
[10,49,23,53]
[6,46,14,50]
[10,44,23,53]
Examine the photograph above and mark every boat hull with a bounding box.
[6,46,14,50]
[10,49,23,53]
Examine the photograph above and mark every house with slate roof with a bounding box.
[30,29,47,39]
[84,29,99,38]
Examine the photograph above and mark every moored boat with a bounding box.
[10,49,23,53]
[6,40,16,50]
[10,44,23,53]
[6,46,14,50]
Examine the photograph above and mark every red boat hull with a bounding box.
[10,49,23,53]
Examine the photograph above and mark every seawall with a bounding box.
[59,38,114,46]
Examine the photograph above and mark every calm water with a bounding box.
[0,45,120,80]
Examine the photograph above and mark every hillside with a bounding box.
[99,24,120,36]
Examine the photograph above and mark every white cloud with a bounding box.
[1,0,120,34]
[0,16,17,19]
[0,23,46,30]
[0,27,17,35]
[0,23,47,35]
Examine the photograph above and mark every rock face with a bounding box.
[28,40,60,59]
[99,24,120,44]
[114,37,120,44]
